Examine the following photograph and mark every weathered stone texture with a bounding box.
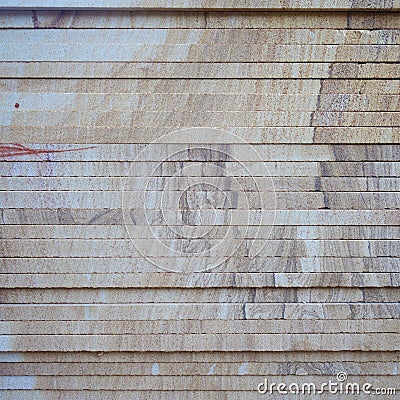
[0,3,399,399]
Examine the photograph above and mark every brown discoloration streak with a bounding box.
[0,144,95,159]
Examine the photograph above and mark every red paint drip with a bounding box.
[0,143,96,159]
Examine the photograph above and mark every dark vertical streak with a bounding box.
[32,11,40,28]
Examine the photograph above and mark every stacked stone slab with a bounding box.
[0,1,399,398]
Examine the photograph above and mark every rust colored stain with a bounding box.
[0,143,96,159]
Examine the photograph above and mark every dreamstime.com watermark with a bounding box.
[257,372,396,396]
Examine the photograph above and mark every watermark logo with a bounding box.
[122,127,276,272]
[257,372,396,396]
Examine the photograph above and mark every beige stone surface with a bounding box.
[1,333,399,352]
[3,10,400,29]
[1,1,399,10]
[2,359,397,375]
[5,28,400,45]
[0,143,398,161]
[1,209,398,225]
[1,273,397,288]
[0,176,399,191]
[4,78,399,93]
[0,4,399,397]
[3,93,400,112]
[1,127,399,143]
[1,190,399,209]
[1,391,399,399]
[1,161,398,176]
[2,61,399,79]
[0,287,368,304]
[2,319,398,334]
[2,224,399,239]
[1,238,399,258]
[3,44,399,62]
[1,257,397,274]
[4,350,397,362]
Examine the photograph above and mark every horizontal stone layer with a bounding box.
[1,0,400,11]
[1,161,398,177]
[1,359,397,376]
[2,239,399,258]
[0,333,399,352]
[2,224,399,240]
[3,111,400,128]
[3,94,400,112]
[1,191,399,209]
[6,110,326,128]
[2,351,397,363]
[1,391,399,400]
[1,319,398,335]
[3,44,400,62]
[2,79,398,93]
[2,128,399,144]
[2,11,400,29]
[1,209,397,225]
[2,62,399,79]
[1,273,397,288]
[1,287,397,304]
[1,144,399,161]
[2,303,399,320]
[1,177,399,192]
[4,29,400,45]
[1,257,398,273]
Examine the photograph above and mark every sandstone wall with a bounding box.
[0,2,399,399]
